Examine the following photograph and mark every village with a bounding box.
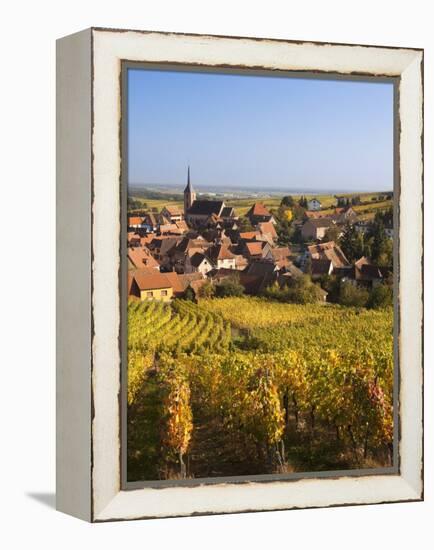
[127,170,393,307]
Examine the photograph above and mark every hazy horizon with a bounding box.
[129,180,393,196]
[128,69,394,193]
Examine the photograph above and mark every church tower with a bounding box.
[183,166,196,214]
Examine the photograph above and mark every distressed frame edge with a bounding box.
[90,25,424,53]
[90,28,423,522]
[56,27,93,522]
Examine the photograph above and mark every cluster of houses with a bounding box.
[299,198,393,241]
[127,173,392,303]
[300,206,358,240]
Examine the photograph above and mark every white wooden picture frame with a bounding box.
[56,27,423,522]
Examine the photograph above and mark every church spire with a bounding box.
[183,165,196,214]
[184,165,194,193]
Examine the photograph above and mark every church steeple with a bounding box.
[183,165,196,214]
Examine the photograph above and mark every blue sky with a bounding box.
[127,68,394,193]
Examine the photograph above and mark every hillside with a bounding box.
[127,296,393,481]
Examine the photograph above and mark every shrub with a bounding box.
[215,276,245,298]
[339,281,369,307]
[183,286,196,302]
[319,274,341,303]
[198,280,215,299]
[367,284,393,309]
[263,275,324,305]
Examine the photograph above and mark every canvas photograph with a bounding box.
[125,66,396,484]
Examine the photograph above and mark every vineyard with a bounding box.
[127,296,394,481]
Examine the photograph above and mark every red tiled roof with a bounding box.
[132,270,172,291]
[271,247,292,261]
[159,223,181,234]
[128,247,160,269]
[239,231,260,240]
[140,233,155,246]
[307,241,349,268]
[163,205,182,216]
[175,220,189,232]
[178,272,204,287]
[245,242,264,256]
[250,202,271,217]
[128,216,143,225]
[258,222,277,239]
[163,272,185,294]
[207,243,236,262]
[128,233,141,244]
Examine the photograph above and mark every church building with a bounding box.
[183,167,236,227]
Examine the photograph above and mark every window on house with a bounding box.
[146,291,153,298]
[161,290,168,296]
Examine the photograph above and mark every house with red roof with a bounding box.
[127,247,160,271]
[246,202,276,225]
[206,243,237,270]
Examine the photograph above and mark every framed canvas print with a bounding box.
[56,28,423,522]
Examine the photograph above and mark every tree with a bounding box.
[291,203,306,221]
[340,223,365,261]
[216,276,245,297]
[375,207,393,226]
[238,217,255,232]
[281,195,295,207]
[283,209,293,223]
[319,274,341,303]
[323,224,341,243]
[264,275,324,304]
[298,196,308,208]
[183,286,196,302]
[376,239,393,267]
[367,284,393,309]
[128,197,145,210]
[198,280,215,299]
[339,281,369,307]
[369,219,392,266]
[275,206,295,246]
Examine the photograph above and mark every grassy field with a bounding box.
[128,296,394,481]
[129,191,392,218]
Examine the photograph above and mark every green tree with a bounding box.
[319,274,341,303]
[323,224,341,243]
[264,275,324,304]
[291,203,306,221]
[340,224,365,261]
[367,284,393,309]
[216,276,245,297]
[298,196,308,208]
[369,220,392,266]
[339,281,369,307]
[281,195,295,207]
[198,280,215,299]
[275,207,295,245]
[238,217,255,232]
[183,286,196,302]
